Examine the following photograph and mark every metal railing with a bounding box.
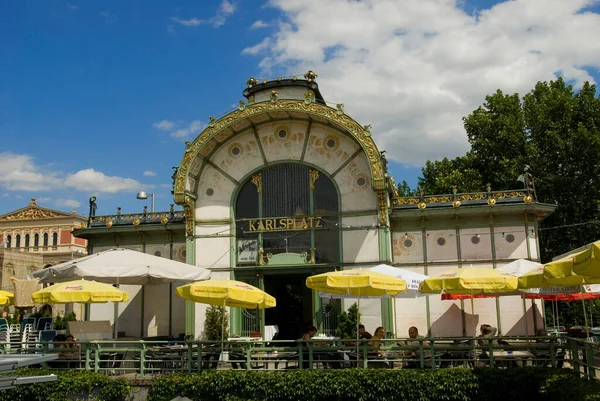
[0,336,595,378]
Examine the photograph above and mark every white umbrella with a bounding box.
[28,248,211,285]
[27,248,211,338]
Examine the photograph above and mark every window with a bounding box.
[43,233,48,247]
[6,235,11,248]
[235,164,340,264]
[25,234,30,248]
[34,233,39,248]
[52,232,58,247]
[16,234,21,248]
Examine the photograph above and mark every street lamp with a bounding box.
[136,191,155,213]
[71,248,84,260]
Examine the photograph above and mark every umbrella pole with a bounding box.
[581,285,590,339]
[393,296,397,337]
[113,278,120,339]
[522,297,530,337]
[357,296,361,364]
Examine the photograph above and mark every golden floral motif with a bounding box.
[227,142,243,157]
[251,173,262,194]
[161,216,169,225]
[452,200,461,208]
[133,219,141,226]
[106,220,113,228]
[172,100,385,206]
[523,195,533,203]
[183,195,196,236]
[309,169,320,191]
[1,208,66,221]
[487,198,497,207]
[418,202,427,210]
[392,233,417,257]
[378,190,388,224]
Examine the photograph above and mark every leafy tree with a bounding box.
[396,179,416,197]
[336,302,360,339]
[418,77,600,263]
[204,305,229,342]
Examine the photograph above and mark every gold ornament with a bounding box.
[452,200,461,208]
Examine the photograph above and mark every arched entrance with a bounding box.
[234,164,341,340]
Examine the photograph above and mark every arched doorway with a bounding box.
[234,164,341,339]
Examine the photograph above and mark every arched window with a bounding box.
[52,232,58,247]
[25,234,30,248]
[34,233,39,248]
[16,235,21,248]
[235,165,340,264]
[6,235,11,248]
[43,233,48,247]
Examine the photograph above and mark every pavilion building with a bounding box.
[74,73,555,340]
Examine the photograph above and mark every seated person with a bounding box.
[58,334,79,358]
[369,326,385,349]
[359,324,372,340]
[534,328,565,368]
[401,326,427,368]
[477,324,509,347]
[301,326,318,368]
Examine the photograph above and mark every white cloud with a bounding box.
[170,120,203,140]
[153,120,176,131]
[251,20,268,29]
[143,170,157,177]
[64,169,145,193]
[246,0,600,166]
[171,0,236,29]
[55,198,81,208]
[0,153,62,191]
[171,17,203,27]
[159,183,171,188]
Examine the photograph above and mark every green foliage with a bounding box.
[336,302,360,340]
[396,180,416,197]
[204,305,229,341]
[53,311,77,331]
[419,77,600,267]
[0,368,129,401]
[146,368,600,401]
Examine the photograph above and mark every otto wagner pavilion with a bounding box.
[74,72,555,340]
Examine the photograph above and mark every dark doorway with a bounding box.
[264,274,313,341]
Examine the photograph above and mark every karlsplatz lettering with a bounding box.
[247,217,324,232]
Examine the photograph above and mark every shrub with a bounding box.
[204,305,229,341]
[146,368,600,401]
[0,368,129,401]
[336,302,360,340]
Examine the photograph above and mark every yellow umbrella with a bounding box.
[518,265,585,289]
[176,280,275,309]
[32,279,130,304]
[0,291,14,306]
[419,267,518,295]
[306,270,408,297]
[544,241,600,281]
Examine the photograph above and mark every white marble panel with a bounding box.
[335,153,377,212]
[144,283,171,336]
[426,230,458,262]
[342,229,380,264]
[494,227,528,260]
[196,237,232,269]
[392,231,424,264]
[341,215,378,229]
[303,123,360,175]
[195,224,231,237]
[210,130,264,181]
[528,234,539,260]
[459,228,492,261]
[257,121,307,162]
[195,165,236,221]
[499,297,542,336]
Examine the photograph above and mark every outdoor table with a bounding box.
[250,351,297,369]
[492,350,535,367]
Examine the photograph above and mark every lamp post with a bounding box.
[136,191,155,213]
[71,248,84,260]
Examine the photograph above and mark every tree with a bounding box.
[204,305,229,342]
[336,303,360,340]
[419,77,600,263]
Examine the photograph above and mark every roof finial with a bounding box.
[29,198,37,206]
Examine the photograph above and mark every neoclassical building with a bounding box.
[76,73,555,340]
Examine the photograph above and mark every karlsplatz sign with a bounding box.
[246,216,324,232]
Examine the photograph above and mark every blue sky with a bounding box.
[1,0,599,216]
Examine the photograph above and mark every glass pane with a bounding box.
[263,165,310,218]
[314,174,339,216]
[262,231,311,256]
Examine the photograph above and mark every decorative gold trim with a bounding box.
[133,219,141,226]
[172,100,385,205]
[377,190,388,224]
[309,248,316,264]
[251,173,262,194]
[161,216,169,225]
[309,169,319,191]
[257,247,265,266]
[452,200,461,208]
[183,195,196,236]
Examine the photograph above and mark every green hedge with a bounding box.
[0,368,130,401]
[147,368,600,401]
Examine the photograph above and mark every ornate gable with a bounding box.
[0,199,76,221]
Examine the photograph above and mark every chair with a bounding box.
[0,318,9,332]
[39,330,57,343]
[20,317,36,334]
[36,317,53,331]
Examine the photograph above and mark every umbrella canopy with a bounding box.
[306,270,407,297]
[544,241,600,281]
[176,280,276,309]
[524,285,600,301]
[28,248,211,285]
[32,280,129,304]
[517,265,585,289]
[0,291,14,306]
[419,267,518,295]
